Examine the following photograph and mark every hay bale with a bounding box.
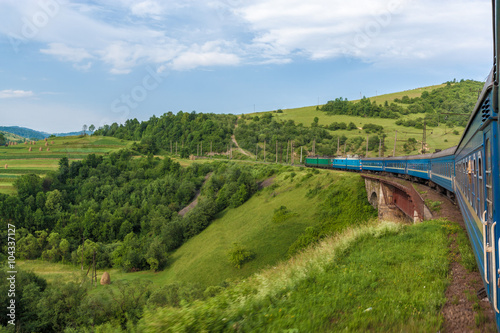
[39,147,42,151]
[28,147,32,151]
[51,141,54,144]
[46,148,50,151]
[44,138,47,142]
[100,272,111,285]
[45,142,48,146]
[4,164,7,169]
[24,142,27,145]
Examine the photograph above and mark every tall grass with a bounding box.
[136,220,451,332]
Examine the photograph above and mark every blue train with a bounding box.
[306,1,500,326]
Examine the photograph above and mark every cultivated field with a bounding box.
[0,135,134,194]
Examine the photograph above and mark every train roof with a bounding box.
[456,68,494,151]
[431,146,457,158]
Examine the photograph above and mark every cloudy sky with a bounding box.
[0,0,494,133]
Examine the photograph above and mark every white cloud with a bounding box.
[234,0,492,65]
[170,41,240,70]
[0,90,34,99]
[0,0,493,73]
[40,43,93,63]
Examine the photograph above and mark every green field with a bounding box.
[245,83,464,156]
[0,135,134,194]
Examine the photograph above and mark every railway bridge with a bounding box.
[362,174,433,223]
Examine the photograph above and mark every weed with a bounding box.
[425,199,442,212]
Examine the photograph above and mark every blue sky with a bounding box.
[0,0,494,133]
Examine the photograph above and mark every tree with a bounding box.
[82,124,88,136]
[89,124,95,133]
[14,174,42,201]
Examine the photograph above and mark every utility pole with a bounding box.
[264,141,266,162]
[366,135,369,157]
[344,143,346,156]
[230,142,232,159]
[256,143,258,161]
[393,130,397,157]
[291,141,294,165]
[286,140,289,164]
[300,146,303,164]
[379,137,382,157]
[312,139,316,156]
[422,121,427,154]
[276,140,278,163]
[337,137,340,156]
[201,142,203,157]
[210,141,212,156]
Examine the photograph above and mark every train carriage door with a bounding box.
[484,129,500,313]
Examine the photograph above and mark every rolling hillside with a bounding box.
[242,81,478,156]
[0,135,134,194]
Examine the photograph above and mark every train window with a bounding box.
[478,152,484,218]
[486,139,493,219]
[473,155,477,214]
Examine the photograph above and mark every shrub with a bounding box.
[227,243,255,269]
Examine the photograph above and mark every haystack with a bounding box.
[28,147,32,152]
[51,141,54,144]
[44,138,47,142]
[39,147,42,151]
[45,142,48,146]
[100,272,111,285]
[4,164,7,169]
[47,148,50,151]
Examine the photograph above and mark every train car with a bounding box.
[454,68,500,323]
[331,157,347,170]
[384,156,408,175]
[331,157,362,171]
[406,153,432,180]
[345,158,362,171]
[430,146,456,193]
[360,157,384,172]
[305,157,331,168]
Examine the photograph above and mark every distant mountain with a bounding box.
[0,126,90,140]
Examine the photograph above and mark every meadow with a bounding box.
[245,83,463,156]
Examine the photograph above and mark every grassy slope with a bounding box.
[0,135,134,194]
[245,83,462,156]
[137,219,462,332]
[18,168,373,288]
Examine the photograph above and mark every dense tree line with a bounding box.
[319,79,483,129]
[0,152,263,274]
[234,114,382,157]
[94,111,237,155]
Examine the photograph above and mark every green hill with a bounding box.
[241,80,481,156]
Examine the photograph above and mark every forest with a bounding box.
[320,79,483,129]
[0,152,270,277]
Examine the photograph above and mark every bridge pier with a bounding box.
[362,175,432,223]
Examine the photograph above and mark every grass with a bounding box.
[137,219,453,332]
[18,168,374,290]
[0,135,134,194]
[425,199,443,213]
[244,83,463,156]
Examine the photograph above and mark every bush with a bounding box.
[227,243,255,269]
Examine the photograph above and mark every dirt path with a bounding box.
[231,117,255,159]
[178,173,212,217]
[413,183,496,332]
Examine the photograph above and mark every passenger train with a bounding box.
[306,1,500,328]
